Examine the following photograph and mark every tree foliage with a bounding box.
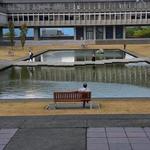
[20,24,28,49]
[8,22,15,50]
[134,28,150,38]
[126,27,150,38]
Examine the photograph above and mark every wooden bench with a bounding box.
[53,91,92,109]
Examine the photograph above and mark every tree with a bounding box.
[20,24,28,49]
[8,22,15,53]
[134,27,150,38]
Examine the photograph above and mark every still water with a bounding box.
[0,63,150,99]
[34,49,135,63]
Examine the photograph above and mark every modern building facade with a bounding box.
[0,0,150,40]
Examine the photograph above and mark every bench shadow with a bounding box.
[46,102,100,110]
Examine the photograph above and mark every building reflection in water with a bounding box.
[34,49,135,63]
[0,63,150,99]
[6,64,150,88]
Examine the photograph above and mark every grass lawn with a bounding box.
[0,99,150,116]
[0,44,150,61]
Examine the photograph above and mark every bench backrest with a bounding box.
[54,91,91,102]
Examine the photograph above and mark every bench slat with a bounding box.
[54,91,91,102]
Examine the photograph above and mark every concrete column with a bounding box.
[146,12,148,21]
[103,26,106,40]
[113,26,116,40]
[40,54,44,62]
[27,14,29,23]
[22,14,24,22]
[135,12,137,23]
[83,26,86,40]
[17,14,19,23]
[123,26,126,39]
[93,26,96,40]
[34,27,40,40]
[74,27,76,40]
[0,28,2,39]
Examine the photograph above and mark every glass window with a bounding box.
[96,26,103,39]
[24,16,28,21]
[106,26,113,39]
[116,26,123,39]
[14,16,18,21]
[29,15,33,21]
[19,16,23,21]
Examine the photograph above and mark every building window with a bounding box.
[86,27,94,40]
[24,16,28,21]
[29,15,33,21]
[106,26,113,39]
[96,26,103,39]
[44,15,48,21]
[116,26,123,39]
[39,15,43,21]
[19,16,23,21]
[14,16,18,21]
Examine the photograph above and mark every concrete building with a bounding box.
[0,0,150,41]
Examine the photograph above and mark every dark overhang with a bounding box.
[2,0,148,4]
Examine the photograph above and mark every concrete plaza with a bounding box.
[0,115,150,150]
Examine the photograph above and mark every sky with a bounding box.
[3,28,74,37]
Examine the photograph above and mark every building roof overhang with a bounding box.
[2,0,147,4]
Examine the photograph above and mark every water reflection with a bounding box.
[34,49,135,63]
[5,65,150,87]
[0,64,150,99]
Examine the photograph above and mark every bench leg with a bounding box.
[90,101,92,109]
[54,102,57,109]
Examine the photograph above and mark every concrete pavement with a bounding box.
[0,115,150,150]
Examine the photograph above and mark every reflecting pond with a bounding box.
[34,49,135,63]
[0,63,150,99]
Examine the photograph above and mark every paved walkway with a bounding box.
[0,61,13,71]
[0,115,150,150]
[13,58,149,67]
[1,127,150,150]
[0,129,17,150]
[87,127,150,150]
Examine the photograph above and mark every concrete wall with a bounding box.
[95,39,150,45]
[0,13,7,25]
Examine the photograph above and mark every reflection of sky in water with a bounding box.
[35,50,135,63]
[0,80,150,99]
[0,62,150,99]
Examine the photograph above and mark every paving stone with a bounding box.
[87,138,107,144]
[131,144,150,150]
[87,143,109,150]
[128,138,150,144]
[0,145,5,150]
[126,132,147,138]
[106,132,127,138]
[144,127,150,132]
[0,134,14,139]
[0,139,9,145]
[125,127,144,132]
[108,138,129,143]
[109,143,132,150]
[0,129,18,134]
[5,128,85,150]
[87,132,106,138]
[88,128,105,132]
[106,127,124,132]
[146,132,150,138]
